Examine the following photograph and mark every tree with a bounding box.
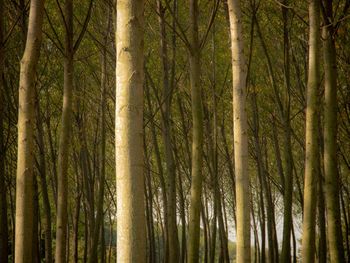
[88,5,111,263]
[321,0,345,262]
[156,1,179,261]
[187,0,204,261]
[14,0,45,262]
[0,0,8,261]
[280,1,295,261]
[227,0,250,262]
[115,0,146,261]
[55,0,74,261]
[301,0,320,262]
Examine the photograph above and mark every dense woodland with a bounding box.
[0,0,349,262]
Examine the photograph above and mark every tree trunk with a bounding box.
[32,175,39,263]
[187,0,204,261]
[317,169,327,263]
[115,0,146,261]
[280,2,294,262]
[55,0,73,261]
[144,139,156,263]
[0,0,9,260]
[88,7,111,262]
[36,95,53,263]
[157,2,179,262]
[322,0,345,261]
[15,0,44,262]
[301,0,320,262]
[227,0,250,262]
[145,76,169,259]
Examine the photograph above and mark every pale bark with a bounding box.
[301,0,320,262]
[115,0,146,261]
[55,0,73,261]
[15,0,44,262]
[322,0,345,261]
[187,0,204,261]
[227,0,250,262]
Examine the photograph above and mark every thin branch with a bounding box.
[73,0,94,53]
[162,0,191,49]
[44,8,64,53]
[3,2,29,46]
[56,0,67,34]
[199,0,220,50]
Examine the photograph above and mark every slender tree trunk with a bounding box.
[72,158,81,263]
[173,140,187,263]
[0,0,9,260]
[45,106,58,204]
[83,204,88,263]
[318,170,327,263]
[322,0,345,261]
[145,78,169,259]
[201,198,209,263]
[340,191,350,263]
[73,189,80,263]
[36,95,53,263]
[88,8,111,262]
[32,175,39,263]
[251,91,266,263]
[227,0,250,262]
[115,0,146,261]
[157,2,179,262]
[301,1,320,262]
[280,2,294,262]
[107,210,113,263]
[55,0,73,261]
[101,222,106,263]
[187,0,204,261]
[144,140,156,263]
[15,0,44,262]
[252,89,278,263]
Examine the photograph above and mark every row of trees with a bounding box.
[0,0,349,262]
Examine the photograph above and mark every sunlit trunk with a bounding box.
[115,0,146,261]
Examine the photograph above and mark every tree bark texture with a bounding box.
[322,0,345,261]
[115,0,146,261]
[227,0,250,262]
[301,0,320,262]
[187,0,204,262]
[55,0,73,261]
[15,0,44,262]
